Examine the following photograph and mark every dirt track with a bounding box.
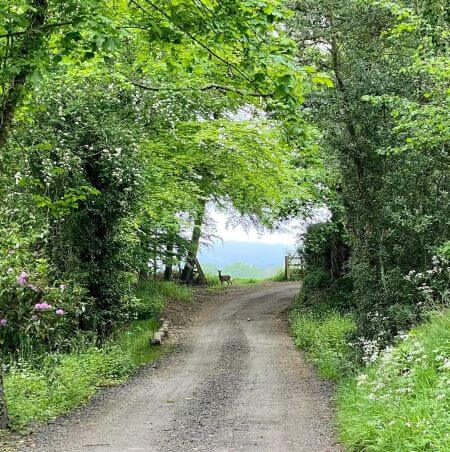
[24,282,340,451]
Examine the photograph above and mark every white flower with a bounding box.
[357,374,368,385]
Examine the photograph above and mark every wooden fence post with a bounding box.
[285,256,290,281]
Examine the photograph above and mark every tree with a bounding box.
[0,0,307,427]
[288,0,449,341]
[145,117,303,282]
[0,367,7,429]
[0,0,118,148]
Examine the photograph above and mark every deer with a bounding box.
[218,270,232,286]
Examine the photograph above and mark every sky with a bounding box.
[210,210,299,246]
[207,206,331,247]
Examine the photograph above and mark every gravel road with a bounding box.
[24,282,340,452]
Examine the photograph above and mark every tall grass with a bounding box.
[129,279,193,320]
[290,309,357,379]
[337,310,450,451]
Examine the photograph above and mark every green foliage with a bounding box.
[107,319,164,368]
[302,269,332,293]
[0,0,448,442]
[289,0,450,343]
[290,305,357,380]
[0,0,312,431]
[4,318,161,428]
[0,0,308,375]
[126,285,165,322]
[338,310,450,451]
[145,118,302,224]
[302,221,349,276]
[0,250,95,359]
[128,279,193,321]
[272,269,287,282]
[4,75,145,335]
[0,277,179,428]
[151,280,193,303]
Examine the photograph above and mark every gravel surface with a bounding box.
[22,282,341,452]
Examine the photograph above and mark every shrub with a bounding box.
[302,269,332,292]
[338,310,450,451]
[126,290,164,321]
[0,257,95,360]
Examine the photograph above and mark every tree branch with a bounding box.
[129,0,262,93]
[130,80,273,97]
[0,21,74,39]
[0,0,49,148]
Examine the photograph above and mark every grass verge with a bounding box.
[337,310,450,451]
[290,308,356,379]
[4,319,164,429]
[3,279,191,430]
[291,289,450,451]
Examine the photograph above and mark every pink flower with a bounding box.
[0,319,7,326]
[17,271,28,285]
[59,284,67,291]
[27,283,38,292]
[35,302,52,311]
[55,309,64,316]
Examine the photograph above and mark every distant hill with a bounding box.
[199,241,290,273]
[201,262,277,279]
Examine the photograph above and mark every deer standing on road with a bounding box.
[218,270,232,286]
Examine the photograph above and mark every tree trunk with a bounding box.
[0,0,48,149]
[0,362,9,430]
[193,257,206,285]
[164,240,174,280]
[181,200,206,283]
